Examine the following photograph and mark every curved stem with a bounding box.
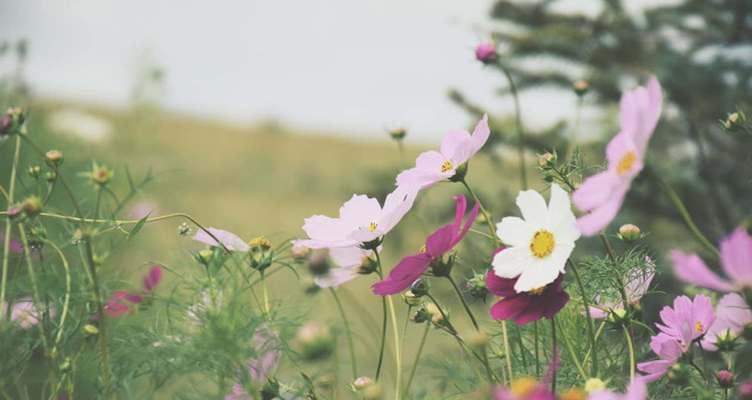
[623,325,635,380]
[497,64,528,190]
[45,240,71,358]
[459,179,499,246]
[373,249,389,385]
[0,135,21,311]
[330,288,358,380]
[567,259,598,377]
[446,275,479,331]
[657,177,720,258]
[386,295,402,400]
[403,322,430,397]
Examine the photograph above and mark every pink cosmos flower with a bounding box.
[296,184,418,249]
[226,326,281,400]
[486,267,569,325]
[700,293,752,351]
[314,246,374,288]
[588,378,647,400]
[395,115,490,189]
[671,227,752,292]
[637,295,715,382]
[372,195,478,295]
[573,77,662,236]
[194,227,250,252]
[0,297,52,329]
[589,260,655,319]
[143,265,163,292]
[475,41,497,63]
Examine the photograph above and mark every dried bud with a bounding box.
[716,369,734,389]
[248,236,272,251]
[573,80,590,96]
[178,222,191,236]
[21,196,42,217]
[45,150,63,165]
[537,152,556,168]
[402,290,423,307]
[584,378,606,393]
[618,224,641,241]
[388,127,407,141]
[474,41,497,64]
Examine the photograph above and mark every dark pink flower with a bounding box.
[672,227,752,292]
[486,265,569,325]
[0,232,23,254]
[143,265,163,292]
[371,195,478,295]
[475,41,497,63]
[104,290,143,318]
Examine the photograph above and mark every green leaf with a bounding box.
[128,213,151,238]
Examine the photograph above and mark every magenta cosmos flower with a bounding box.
[672,227,752,292]
[395,115,490,189]
[637,295,715,382]
[296,185,418,249]
[588,378,647,400]
[572,77,662,236]
[486,264,569,325]
[589,260,654,319]
[371,195,478,295]
[701,293,752,351]
[104,265,164,318]
[226,326,281,400]
[194,227,250,252]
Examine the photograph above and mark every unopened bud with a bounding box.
[667,363,689,386]
[196,249,213,265]
[573,80,590,96]
[716,328,739,352]
[618,224,641,241]
[90,164,113,185]
[606,307,628,324]
[466,272,488,301]
[21,196,42,217]
[716,369,734,389]
[721,110,748,133]
[352,376,374,391]
[27,165,41,178]
[388,127,407,141]
[83,324,99,336]
[409,278,430,297]
[475,41,497,64]
[248,236,272,251]
[6,206,22,219]
[402,290,423,307]
[291,243,310,260]
[44,171,57,182]
[45,150,63,165]
[537,152,556,168]
[178,222,191,236]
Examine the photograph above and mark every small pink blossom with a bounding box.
[589,259,654,319]
[0,232,23,254]
[573,77,662,236]
[396,115,490,189]
[588,378,647,400]
[194,227,250,252]
[104,290,143,318]
[475,41,497,63]
[143,265,163,292]
[372,195,478,295]
[672,227,752,292]
[700,293,752,351]
[225,326,281,400]
[1,297,51,329]
[314,246,374,288]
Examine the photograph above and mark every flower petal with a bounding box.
[572,171,621,213]
[516,188,549,226]
[372,253,432,295]
[314,266,360,288]
[194,227,250,252]
[496,217,534,247]
[485,269,517,297]
[670,250,733,292]
[513,261,561,293]
[720,227,752,286]
[575,183,628,236]
[491,246,529,279]
[339,194,381,228]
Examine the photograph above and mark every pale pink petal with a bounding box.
[194,228,250,252]
[314,266,360,288]
[300,215,356,249]
[606,132,643,178]
[637,359,671,383]
[670,250,733,292]
[624,378,648,400]
[625,261,655,304]
[395,151,452,187]
[339,194,381,228]
[376,184,418,235]
[621,77,662,155]
[329,246,369,268]
[575,184,628,236]
[589,306,608,319]
[468,114,490,156]
[572,171,621,212]
[720,228,752,286]
[701,293,752,351]
[440,129,472,165]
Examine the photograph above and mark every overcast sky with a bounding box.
[0,0,676,143]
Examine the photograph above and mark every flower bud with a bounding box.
[721,110,748,134]
[45,150,63,166]
[537,152,556,168]
[248,236,272,251]
[178,222,191,236]
[27,165,41,178]
[362,382,383,400]
[352,376,374,391]
[388,127,407,141]
[716,369,734,389]
[618,224,641,241]
[45,171,57,182]
[475,41,497,64]
[196,249,214,266]
[410,278,430,297]
[296,321,335,361]
[466,272,488,301]
[59,357,72,373]
[716,328,739,352]
[21,196,42,217]
[90,163,113,186]
[291,243,310,260]
[606,307,628,324]
[584,378,606,393]
[357,257,378,275]
[6,206,22,219]
[739,379,752,399]
[83,324,99,336]
[573,80,590,96]
[667,363,689,386]
[402,290,423,307]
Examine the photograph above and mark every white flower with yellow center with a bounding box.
[492,183,580,293]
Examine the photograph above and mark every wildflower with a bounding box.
[637,295,715,382]
[716,370,734,389]
[21,195,43,217]
[740,380,752,399]
[572,77,662,236]
[475,41,497,64]
[372,195,478,295]
[588,378,647,400]
[671,227,752,292]
[493,376,554,400]
[573,80,590,97]
[194,227,250,252]
[395,115,490,189]
[225,326,281,400]
[589,259,655,319]
[296,184,418,249]
[143,265,163,292]
[617,224,641,241]
[314,246,375,288]
[103,290,143,317]
[88,162,113,186]
[248,236,272,251]
[45,149,63,165]
[0,298,46,329]
[700,293,752,351]
[486,266,569,325]
[492,184,580,292]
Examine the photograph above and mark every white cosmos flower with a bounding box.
[492,183,580,293]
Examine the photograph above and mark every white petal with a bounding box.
[548,184,581,242]
[513,260,561,293]
[549,241,575,273]
[516,188,548,226]
[496,217,535,247]
[492,246,529,278]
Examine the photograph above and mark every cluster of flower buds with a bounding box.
[720,110,751,135]
[248,236,273,271]
[465,271,488,301]
[0,107,25,138]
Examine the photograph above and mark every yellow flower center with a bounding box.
[367,222,378,232]
[530,230,555,258]
[528,287,545,295]
[440,160,454,173]
[510,377,538,397]
[695,321,704,333]
[616,151,637,176]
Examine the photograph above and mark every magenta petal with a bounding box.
[372,253,432,295]
[720,227,752,285]
[541,290,569,319]
[485,270,517,297]
[514,299,546,325]
[425,224,458,257]
[489,295,529,322]
[670,250,733,292]
[143,265,163,292]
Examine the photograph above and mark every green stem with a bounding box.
[373,249,389,385]
[657,177,720,258]
[0,135,21,313]
[498,63,528,189]
[18,225,51,355]
[373,248,401,400]
[402,322,430,397]
[599,233,631,310]
[567,259,598,377]
[81,237,111,391]
[534,321,541,377]
[501,321,513,384]
[623,325,635,380]
[556,319,588,381]
[550,317,557,393]
[330,288,358,380]
[446,275,479,331]
[459,179,500,246]
[45,240,71,358]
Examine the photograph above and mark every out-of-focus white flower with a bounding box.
[47,108,113,142]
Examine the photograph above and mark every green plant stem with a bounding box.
[402,322,430,397]
[556,319,588,381]
[446,275,479,331]
[623,325,635,380]
[599,233,631,310]
[567,259,598,377]
[260,270,270,315]
[18,225,51,355]
[550,317,557,393]
[497,63,528,189]
[330,288,357,380]
[0,135,21,314]
[373,248,402,400]
[459,179,500,245]
[657,177,720,258]
[534,321,541,377]
[81,237,112,392]
[45,240,71,358]
[501,321,513,384]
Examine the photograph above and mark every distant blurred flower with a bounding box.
[143,265,163,292]
[573,77,662,236]
[296,321,334,361]
[740,379,752,399]
[388,126,407,141]
[493,184,579,293]
[126,200,160,219]
[194,227,250,252]
[372,195,478,295]
[314,246,375,288]
[1,297,50,329]
[671,227,752,292]
[295,184,418,249]
[474,41,497,64]
[0,232,23,254]
[104,290,142,318]
[572,80,590,97]
[700,293,752,351]
[486,267,568,325]
[226,325,281,400]
[47,108,113,142]
[396,115,489,189]
[493,376,554,400]
[589,258,655,319]
[588,378,647,400]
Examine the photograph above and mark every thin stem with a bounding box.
[81,237,111,391]
[534,321,541,377]
[373,250,388,384]
[657,177,720,258]
[45,240,71,358]
[599,233,631,310]
[373,248,401,399]
[260,270,270,315]
[567,259,598,377]
[556,319,588,381]
[459,179,500,246]
[402,322,430,397]
[330,288,357,380]
[93,187,103,219]
[18,225,51,355]
[446,275,479,331]
[0,135,21,310]
[497,63,528,189]
[623,325,635,380]
[550,317,557,393]
[501,321,513,384]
